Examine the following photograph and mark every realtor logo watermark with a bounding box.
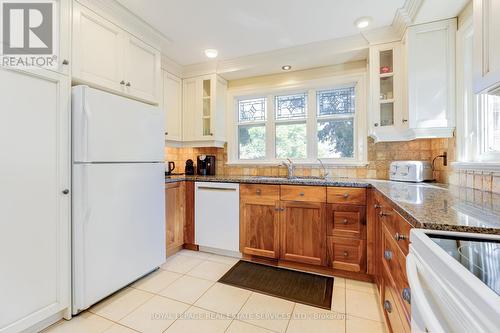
[1,0,58,68]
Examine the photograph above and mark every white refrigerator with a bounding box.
[72,85,165,314]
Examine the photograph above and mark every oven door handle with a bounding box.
[407,254,447,333]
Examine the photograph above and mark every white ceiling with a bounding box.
[117,0,406,66]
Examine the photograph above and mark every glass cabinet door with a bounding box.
[378,49,394,127]
[202,79,211,136]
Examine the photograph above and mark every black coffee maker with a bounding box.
[197,155,216,176]
[185,159,195,175]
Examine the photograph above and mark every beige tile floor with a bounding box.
[43,250,386,333]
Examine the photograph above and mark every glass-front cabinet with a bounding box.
[369,42,405,141]
[370,42,406,139]
[182,74,227,146]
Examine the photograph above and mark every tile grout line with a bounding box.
[284,302,296,333]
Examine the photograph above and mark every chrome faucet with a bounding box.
[317,158,329,179]
[282,158,296,179]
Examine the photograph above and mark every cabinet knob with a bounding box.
[126,82,131,87]
[165,132,169,135]
[394,233,408,241]
[343,193,349,199]
[62,59,69,65]
[383,300,392,313]
[120,80,125,85]
[343,251,349,257]
[402,118,408,123]
[299,192,305,197]
[210,133,214,136]
[384,250,393,260]
[379,211,390,218]
[374,204,382,209]
[62,189,70,195]
[256,189,262,195]
[342,219,348,224]
[402,288,411,304]
[374,123,379,127]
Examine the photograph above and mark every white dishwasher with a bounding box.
[195,182,240,257]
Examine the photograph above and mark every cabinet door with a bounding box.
[165,182,185,256]
[474,0,500,93]
[407,19,456,129]
[163,71,183,141]
[0,68,70,332]
[123,35,161,104]
[280,201,326,266]
[182,78,198,141]
[72,2,124,93]
[240,201,280,259]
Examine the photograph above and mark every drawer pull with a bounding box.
[374,204,382,209]
[256,189,262,195]
[299,192,305,196]
[384,250,393,260]
[274,208,285,212]
[379,211,390,218]
[342,219,348,224]
[383,300,392,313]
[402,288,411,304]
[394,233,408,241]
[343,251,349,257]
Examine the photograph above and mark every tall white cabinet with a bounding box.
[72,2,161,105]
[0,68,71,333]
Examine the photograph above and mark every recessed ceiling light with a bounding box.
[282,65,292,71]
[354,17,372,29]
[204,49,218,58]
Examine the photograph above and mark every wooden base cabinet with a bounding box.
[280,201,326,266]
[165,182,185,256]
[240,185,280,259]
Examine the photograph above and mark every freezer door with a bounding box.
[72,85,164,163]
[72,163,165,313]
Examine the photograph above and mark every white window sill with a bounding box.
[451,162,500,173]
[226,160,369,167]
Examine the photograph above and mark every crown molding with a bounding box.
[161,56,184,77]
[392,0,424,38]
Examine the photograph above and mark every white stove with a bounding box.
[408,229,500,333]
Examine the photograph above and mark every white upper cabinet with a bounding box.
[72,2,161,105]
[369,19,456,142]
[369,42,406,141]
[182,74,227,147]
[72,2,124,93]
[163,71,183,142]
[123,35,161,103]
[407,18,456,133]
[473,0,500,93]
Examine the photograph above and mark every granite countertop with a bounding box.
[165,175,500,235]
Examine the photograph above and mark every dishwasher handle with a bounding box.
[197,186,237,192]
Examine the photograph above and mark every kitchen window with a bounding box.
[229,75,367,165]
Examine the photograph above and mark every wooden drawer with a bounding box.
[380,209,412,255]
[327,187,366,205]
[280,185,326,203]
[382,271,410,333]
[382,226,411,321]
[327,204,366,239]
[327,236,366,272]
[240,184,280,202]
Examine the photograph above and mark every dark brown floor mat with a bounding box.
[218,260,333,310]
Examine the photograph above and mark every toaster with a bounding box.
[389,161,433,182]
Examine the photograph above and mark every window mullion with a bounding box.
[267,94,275,161]
[308,89,317,161]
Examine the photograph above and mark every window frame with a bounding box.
[226,74,367,166]
[455,15,500,170]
